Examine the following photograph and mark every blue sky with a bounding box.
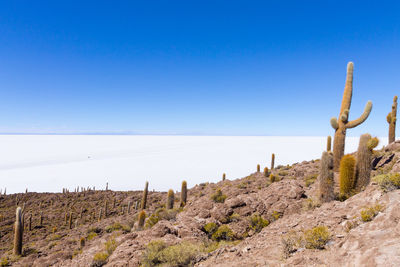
[0,1,399,136]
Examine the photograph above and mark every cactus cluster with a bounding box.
[331,62,372,171]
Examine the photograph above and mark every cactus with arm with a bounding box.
[387,96,397,144]
[330,62,372,170]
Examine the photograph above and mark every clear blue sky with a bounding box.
[0,1,399,136]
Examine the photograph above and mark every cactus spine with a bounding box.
[166,189,174,209]
[331,62,372,171]
[355,134,378,191]
[339,154,356,198]
[138,210,146,229]
[14,207,23,255]
[318,151,335,203]
[327,136,332,152]
[271,153,275,170]
[181,181,187,207]
[387,96,397,144]
[141,181,149,210]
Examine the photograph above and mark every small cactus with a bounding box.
[222,173,226,181]
[387,96,397,144]
[138,210,146,229]
[257,164,260,172]
[166,189,175,209]
[270,174,276,183]
[39,211,43,227]
[181,181,187,207]
[355,134,379,191]
[104,201,108,218]
[80,237,85,249]
[327,136,332,152]
[264,167,269,177]
[141,181,149,210]
[69,212,73,229]
[98,209,102,222]
[28,214,32,231]
[318,151,335,203]
[271,154,275,170]
[127,201,132,214]
[339,154,356,198]
[13,207,23,255]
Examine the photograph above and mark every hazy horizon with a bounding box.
[0,135,388,194]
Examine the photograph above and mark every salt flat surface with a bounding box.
[0,135,387,194]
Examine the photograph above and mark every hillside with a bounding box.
[1,142,400,266]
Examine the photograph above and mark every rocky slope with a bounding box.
[1,142,400,266]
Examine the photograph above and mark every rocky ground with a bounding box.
[1,141,400,266]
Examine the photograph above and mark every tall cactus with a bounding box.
[141,181,149,210]
[331,62,372,171]
[387,96,398,144]
[222,173,226,181]
[318,151,335,203]
[14,207,23,255]
[166,189,175,209]
[180,181,187,207]
[257,164,260,172]
[355,134,379,191]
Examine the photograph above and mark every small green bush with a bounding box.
[202,222,219,239]
[211,225,235,241]
[305,174,318,187]
[105,237,117,255]
[87,232,98,241]
[105,222,131,233]
[141,240,202,267]
[302,198,321,211]
[0,257,8,267]
[249,214,269,233]
[145,208,179,228]
[92,252,109,266]
[271,211,282,221]
[210,189,227,203]
[360,204,384,222]
[303,226,331,249]
[372,173,400,192]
